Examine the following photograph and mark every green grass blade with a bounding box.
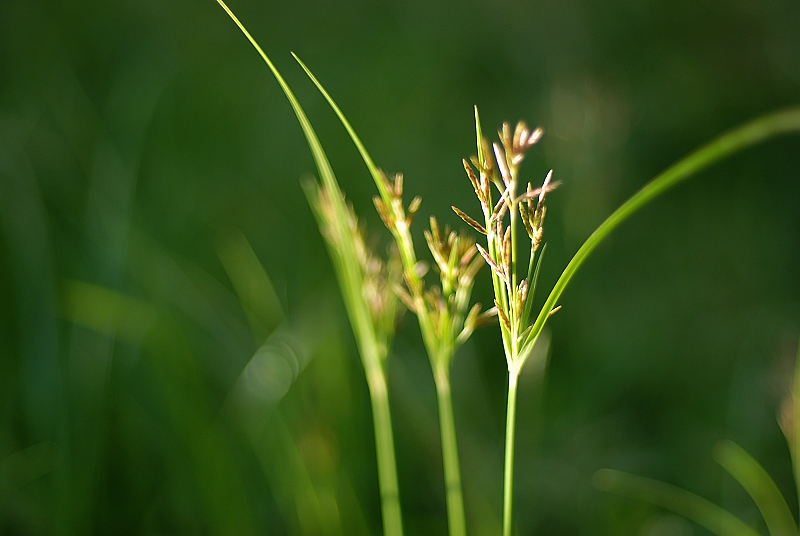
[594,469,762,536]
[793,336,800,518]
[291,54,429,346]
[524,107,800,359]
[215,0,376,374]
[214,3,372,320]
[474,106,486,170]
[216,3,404,534]
[292,54,391,203]
[713,440,797,536]
[293,52,470,536]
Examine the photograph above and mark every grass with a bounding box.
[0,1,798,534]
[215,1,800,533]
[594,337,800,536]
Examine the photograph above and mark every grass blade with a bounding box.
[792,336,800,518]
[713,440,796,536]
[293,53,472,536]
[216,3,404,534]
[291,54,390,203]
[524,107,800,358]
[594,468,762,536]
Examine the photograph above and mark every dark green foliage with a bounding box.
[1,0,799,534]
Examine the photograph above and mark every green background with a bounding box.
[1,0,799,534]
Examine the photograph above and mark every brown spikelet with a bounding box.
[393,173,404,197]
[429,216,441,245]
[463,159,484,203]
[452,206,487,235]
[518,280,528,307]
[406,196,422,225]
[501,228,511,271]
[495,299,511,331]
[493,142,510,185]
[373,196,394,231]
[476,243,506,282]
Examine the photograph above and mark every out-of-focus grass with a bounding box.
[2,0,800,534]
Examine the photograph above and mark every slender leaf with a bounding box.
[594,468,762,536]
[714,440,796,536]
[216,3,404,535]
[793,336,800,517]
[524,107,800,360]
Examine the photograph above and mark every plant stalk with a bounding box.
[502,371,520,536]
[366,366,404,536]
[434,364,467,536]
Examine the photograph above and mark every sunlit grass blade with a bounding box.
[293,52,468,536]
[216,2,404,534]
[593,469,762,536]
[524,107,800,363]
[792,336,800,518]
[713,440,796,536]
[291,54,390,203]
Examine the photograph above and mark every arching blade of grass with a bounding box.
[713,440,797,536]
[593,469,762,536]
[291,54,389,203]
[215,2,404,535]
[293,53,468,536]
[791,336,800,518]
[523,107,800,364]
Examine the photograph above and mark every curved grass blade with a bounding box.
[524,107,800,363]
[713,440,796,536]
[292,53,474,536]
[215,3,404,534]
[792,336,800,517]
[593,469,762,536]
[291,54,390,203]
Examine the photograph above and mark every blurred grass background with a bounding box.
[1,0,800,534]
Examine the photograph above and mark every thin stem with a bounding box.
[434,364,467,536]
[502,371,520,536]
[366,366,404,536]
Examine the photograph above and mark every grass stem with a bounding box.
[366,367,404,536]
[502,371,519,536]
[434,364,467,536]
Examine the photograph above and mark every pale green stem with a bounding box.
[502,371,520,536]
[366,365,404,536]
[434,363,467,536]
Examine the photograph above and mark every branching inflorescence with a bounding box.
[455,114,559,376]
[453,112,560,536]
